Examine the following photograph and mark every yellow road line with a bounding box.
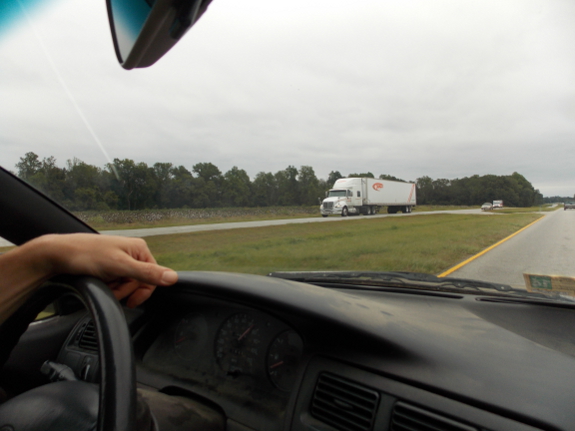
[437,215,546,278]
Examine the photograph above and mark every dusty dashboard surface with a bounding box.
[55,272,575,430]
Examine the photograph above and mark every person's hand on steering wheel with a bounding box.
[0,233,178,325]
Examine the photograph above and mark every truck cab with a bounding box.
[320,187,356,217]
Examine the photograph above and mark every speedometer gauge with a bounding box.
[174,313,209,361]
[267,330,303,391]
[215,313,261,376]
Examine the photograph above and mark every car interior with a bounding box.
[2,167,575,431]
[1,1,575,431]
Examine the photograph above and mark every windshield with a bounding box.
[2,0,575,299]
[327,190,346,198]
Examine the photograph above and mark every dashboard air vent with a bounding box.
[390,402,477,431]
[310,373,379,431]
[78,321,99,353]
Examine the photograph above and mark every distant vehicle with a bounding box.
[481,202,493,211]
[492,200,504,209]
[320,177,416,217]
[564,202,575,210]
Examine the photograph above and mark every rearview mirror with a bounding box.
[106,0,213,69]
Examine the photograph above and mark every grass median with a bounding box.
[77,205,485,231]
[148,212,542,276]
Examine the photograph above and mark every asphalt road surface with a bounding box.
[0,208,489,247]
[448,209,575,287]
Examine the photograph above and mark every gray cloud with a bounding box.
[1,0,574,196]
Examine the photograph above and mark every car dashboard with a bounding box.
[33,272,575,430]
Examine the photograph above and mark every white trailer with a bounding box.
[320,177,417,217]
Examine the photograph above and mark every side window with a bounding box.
[35,303,56,320]
[347,190,352,197]
[357,191,361,197]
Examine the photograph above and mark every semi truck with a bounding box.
[320,177,417,217]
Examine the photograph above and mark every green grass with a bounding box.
[77,206,320,230]
[147,213,542,276]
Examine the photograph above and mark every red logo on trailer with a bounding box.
[408,184,415,202]
[373,182,383,191]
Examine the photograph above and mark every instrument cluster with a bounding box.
[142,304,304,393]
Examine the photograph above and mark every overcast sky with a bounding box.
[1,0,574,196]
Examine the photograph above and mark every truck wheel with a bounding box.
[322,214,328,217]
[342,207,349,217]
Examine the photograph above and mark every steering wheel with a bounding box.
[0,275,137,431]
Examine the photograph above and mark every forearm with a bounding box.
[0,236,56,325]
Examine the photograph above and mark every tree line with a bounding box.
[541,196,575,204]
[14,152,542,211]
[416,173,543,207]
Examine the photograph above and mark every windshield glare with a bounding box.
[2,0,575,300]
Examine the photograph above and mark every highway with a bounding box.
[2,206,570,292]
[447,209,575,287]
[4,208,572,290]
[98,208,487,239]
